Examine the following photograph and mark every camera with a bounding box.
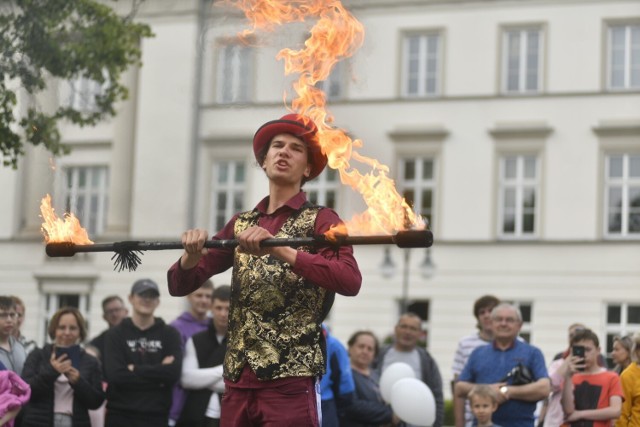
[572,345,586,371]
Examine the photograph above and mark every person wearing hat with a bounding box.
[103,279,182,427]
[168,113,362,426]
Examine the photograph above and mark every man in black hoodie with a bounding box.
[104,279,182,427]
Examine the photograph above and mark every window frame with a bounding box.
[209,159,247,232]
[304,168,340,210]
[36,277,95,346]
[500,26,544,94]
[604,302,640,363]
[397,156,436,229]
[497,154,540,239]
[401,30,443,98]
[215,40,254,104]
[316,60,347,101]
[58,165,110,237]
[606,22,640,91]
[603,152,640,238]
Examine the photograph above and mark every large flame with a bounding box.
[40,194,93,244]
[226,0,425,236]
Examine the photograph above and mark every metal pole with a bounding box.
[401,248,410,314]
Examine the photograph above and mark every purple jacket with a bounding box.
[169,312,209,422]
[0,370,31,427]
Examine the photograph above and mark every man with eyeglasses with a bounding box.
[455,303,550,427]
[0,296,27,375]
[374,312,445,427]
[89,295,129,373]
[104,279,182,427]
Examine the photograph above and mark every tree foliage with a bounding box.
[0,0,153,168]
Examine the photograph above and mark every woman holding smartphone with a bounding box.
[21,307,105,427]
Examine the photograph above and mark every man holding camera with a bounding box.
[455,303,550,427]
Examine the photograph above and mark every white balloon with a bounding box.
[390,378,436,427]
[379,362,416,403]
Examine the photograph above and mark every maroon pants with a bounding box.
[220,368,320,427]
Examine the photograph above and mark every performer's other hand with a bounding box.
[180,228,209,269]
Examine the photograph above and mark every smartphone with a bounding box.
[572,345,586,371]
[55,345,81,368]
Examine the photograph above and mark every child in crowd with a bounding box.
[468,384,502,427]
[561,329,623,426]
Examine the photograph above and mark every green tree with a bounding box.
[0,0,152,168]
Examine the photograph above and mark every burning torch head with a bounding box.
[253,113,328,181]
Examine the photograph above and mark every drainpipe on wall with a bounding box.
[187,0,211,229]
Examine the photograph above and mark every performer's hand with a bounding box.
[237,226,274,257]
[180,228,209,269]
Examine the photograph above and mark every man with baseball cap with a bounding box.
[104,279,182,427]
[168,113,362,426]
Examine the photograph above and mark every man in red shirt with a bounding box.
[167,113,362,426]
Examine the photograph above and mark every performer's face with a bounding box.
[262,133,311,186]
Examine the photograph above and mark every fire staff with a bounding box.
[167,113,362,426]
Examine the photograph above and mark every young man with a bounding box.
[89,295,129,369]
[10,296,37,354]
[452,295,500,427]
[561,328,623,426]
[455,303,550,427]
[0,296,27,375]
[104,279,182,427]
[178,285,231,427]
[168,113,362,426]
[169,280,214,425]
[375,312,445,427]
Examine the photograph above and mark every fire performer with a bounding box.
[167,113,362,426]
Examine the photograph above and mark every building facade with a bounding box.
[0,0,639,399]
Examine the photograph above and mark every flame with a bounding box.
[40,194,93,244]
[226,0,426,235]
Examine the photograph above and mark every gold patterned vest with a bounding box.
[223,204,333,382]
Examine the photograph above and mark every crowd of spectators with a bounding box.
[0,288,638,427]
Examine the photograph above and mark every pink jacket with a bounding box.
[0,370,31,427]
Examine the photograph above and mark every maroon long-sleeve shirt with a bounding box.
[167,192,362,297]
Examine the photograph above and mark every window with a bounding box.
[316,61,346,101]
[216,42,253,104]
[67,75,105,113]
[402,33,441,97]
[502,28,543,93]
[498,155,538,238]
[62,166,109,236]
[608,24,640,90]
[305,168,339,209]
[37,278,94,345]
[604,153,640,237]
[515,301,532,342]
[407,299,430,348]
[605,302,640,366]
[399,157,435,227]
[211,160,245,231]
